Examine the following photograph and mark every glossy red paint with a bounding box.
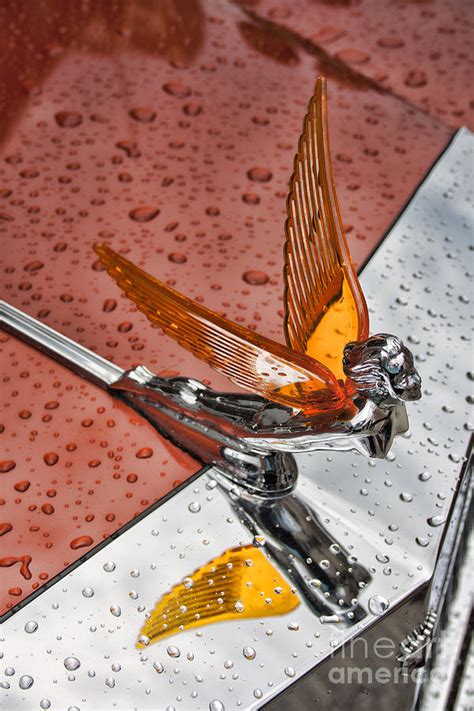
[236,0,474,129]
[0,335,196,615]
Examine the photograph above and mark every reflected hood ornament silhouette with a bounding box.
[0,78,421,497]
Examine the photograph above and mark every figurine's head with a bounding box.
[343,334,422,404]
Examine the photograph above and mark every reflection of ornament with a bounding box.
[95,77,421,417]
[136,544,299,647]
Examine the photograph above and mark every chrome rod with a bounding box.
[0,300,124,388]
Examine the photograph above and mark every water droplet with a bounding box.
[43,452,59,466]
[168,252,187,264]
[24,260,44,273]
[400,492,413,502]
[167,645,180,658]
[129,107,156,123]
[243,646,256,660]
[243,270,269,285]
[82,587,94,598]
[163,82,191,98]
[183,102,202,117]
[416,537,429,547]
[19,675,34,689]
[336,48,370,64]
[320,614,341,624]
[116,139,140,158]
[129,206,160,222]
[188,501,201,513]
[24,620,38,633]
[0,460,16,473]
[419,472,432,482]
[105,676,115,688]
[103,561,116,572]
[182,577,194,588]
[284,666,296,678]
[377,36,404,49]
[427,515,445,527]
[287,621,299,631]
[153,661,164,673]
[40,700,51,709]
[64,657,80,671]
[405,69,428,88]
[368,595,389,615]
[70,535,93,550]
[209,701,225,711]
[103,298,117,313]
[234,600,245,613]
[247,167,272,183]
[0,523,12,536]
[242,192,260,205]
[54,111,83,128]
[110,604,121,617]
[136,447,153,459]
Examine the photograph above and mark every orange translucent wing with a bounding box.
[284,77,369,381]
[94,243,345,414]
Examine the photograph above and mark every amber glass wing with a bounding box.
[284,78,369,381]
[94,243,345,414]
[136,545,299,646]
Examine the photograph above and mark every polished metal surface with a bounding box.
[0,129,472,710]
[0,301,123,389]
[419,532,474,711]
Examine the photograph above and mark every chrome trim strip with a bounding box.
[0,301,124,388]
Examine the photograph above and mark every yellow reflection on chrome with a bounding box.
[136,544,299,647]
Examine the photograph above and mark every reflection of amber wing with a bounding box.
[94,243,346,414]
[136,545,299,647]
[284,77,369,381]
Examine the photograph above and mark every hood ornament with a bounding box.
[1,77,421,497]
[93,77,421,492]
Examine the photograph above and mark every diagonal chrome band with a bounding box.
[0,300,124,388]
